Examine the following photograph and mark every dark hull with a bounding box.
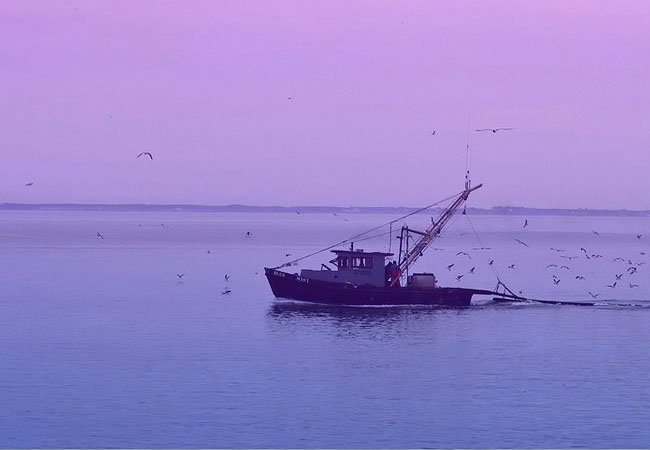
[265,268,493,306]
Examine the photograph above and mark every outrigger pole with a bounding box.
[391,182,483,286]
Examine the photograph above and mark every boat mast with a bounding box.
[391,182,483,286]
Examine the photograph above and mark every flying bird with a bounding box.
[606,282,617,288]
[523,219,528,228]
[615,274,623,280]
[627,267,638,274]
[550,248,565,252]
[475,128,513,133]
[588,292,600,298]
[25,182,34,187]
[613,257,625,262]
[575,276,585,280]
[137,152,153,160]
[222,288,232,294]
[176,273,185,278]
[545,264,558,269]
[96,232,104,240]
[629,283,639,288]
[455,275,464,281]
[469,267,475,274]
[553,278,561,285]
[636,234,642,239]
[245,231,253,238]
[507,264,516,270]
[488,260,494,266]
[447,264,455,271]
[560,265,570,270]
[456,251,471,259]
[224,274,230,282]
[513,238,529,247]
[592,230,600,236]
[285,253,292,257]
[560,255,578,260]
[431,130,436,136]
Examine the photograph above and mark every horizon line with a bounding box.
[1,202,649,216]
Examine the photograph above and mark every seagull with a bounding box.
[295,210,302,215]
[629,283,639,288]
[523,219,528,228]
[588,292,600,298]
[514,238,529,247]
[447,264,455,271]
[222,288,232,294]
[431,130,436,136]
[591,254,603,259]
[455,275,464,281]
[553,278,561,285]
[545,264,558,269]
[472,247,491,250]
[475,128,513,133]
[224,274,230,282]
[207,250,211,254]
[456,251,471,259]
[137,152,153,160]
[507,264,516,270]
[550,247,565,252]
[592,230,600,236]
[25,182,34,187]
[575,275,585,280]
[606,282,617,288]
[176,273,185,278]
[488,260,494,266]
[636,234,641,239]
[615,274,623,280]
[245,231,253,238]
[469,267,475,274]
[560,265,570,270]
[560,255,578,260]
[96,232,104,239]
[580,247,588,254]
[627,267,638,274]
[613,257,625,262]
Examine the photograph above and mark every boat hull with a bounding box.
[265,268,487,306]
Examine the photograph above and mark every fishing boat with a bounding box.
[264,180,517,306]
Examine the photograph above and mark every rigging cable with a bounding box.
[271,189,466,269]
[464,212,521,297]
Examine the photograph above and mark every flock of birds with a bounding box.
[443,217,646,300]
[22,140,646,302]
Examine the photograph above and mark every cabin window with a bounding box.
[351,257,373,268]
[337,257,349,268]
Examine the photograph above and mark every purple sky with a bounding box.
[1,1,649,209]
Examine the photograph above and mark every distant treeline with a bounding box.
[1,203,648,217]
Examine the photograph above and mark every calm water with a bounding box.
[1,210,649,448]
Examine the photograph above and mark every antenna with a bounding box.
[465,112,472,190]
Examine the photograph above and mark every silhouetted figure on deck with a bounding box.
[389,260,401,287]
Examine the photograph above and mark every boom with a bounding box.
[392,183,482,285]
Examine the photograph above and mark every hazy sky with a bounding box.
[1,1,649,209]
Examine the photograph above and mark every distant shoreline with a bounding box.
[1,203,648,217]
